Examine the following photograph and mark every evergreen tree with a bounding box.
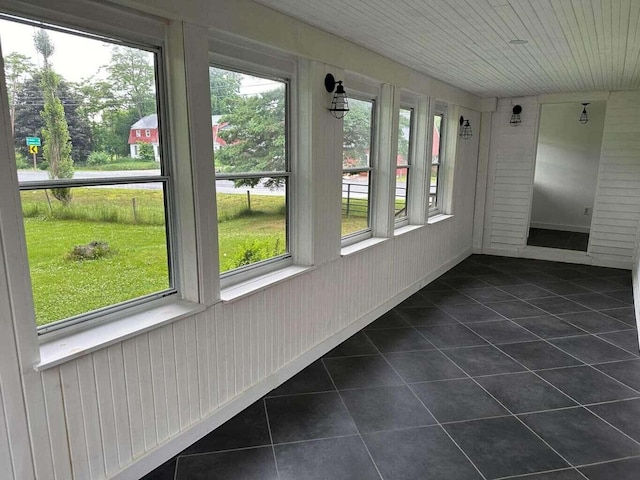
[35,29,74,204]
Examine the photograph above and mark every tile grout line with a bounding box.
[401,323,583,476]
[262,397,281,480]
[318,357,385,480]
[456,286,640,399]
[359,332,490,480]
[441,315,640,451]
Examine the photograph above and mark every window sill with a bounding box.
[221,265,315,303]
[428,213,454,225]
[341,237,388,257]
[394,224,425,237]
[36,298,206,371]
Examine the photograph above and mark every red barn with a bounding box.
[129,114,229,160]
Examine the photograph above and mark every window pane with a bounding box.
[0,19,162,181]
[342,173,370,236]
[209,66,286,173]
[395,108,412,221]
[210,66,289,275]
[430,114,443,209]
[216,177,287,273]
[1,17,172,329]
[21,184,170,326]
[397,108,412,165]
[394,167,409,218]
[343,98,373,169]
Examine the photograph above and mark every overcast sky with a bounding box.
[0,18,112,82]
[0,16,281,95]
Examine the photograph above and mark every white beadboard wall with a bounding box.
[35,207,476,479]
[482,97,540,252]
[590,91,640,265]
[15,89,479,478]
[482,93,640,269]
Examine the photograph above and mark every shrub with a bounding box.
[66,241,111,261]
[137,142,156,162]
[231,237,284,269]
[15,150,30,169]
[87,151,112,166]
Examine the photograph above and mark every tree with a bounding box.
[104,46,156,120]
[33,29,54,68]
[209,67,242,115]
[397,109,412,163]
[4,52,34,135]
[35,29,74,204]
[215,87,286,188]
[13,74,93,164]
[343,99,373,167]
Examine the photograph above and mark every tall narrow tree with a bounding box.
[35,29,74,204]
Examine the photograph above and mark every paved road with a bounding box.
[16,170,404,198]
[17,170,288,195]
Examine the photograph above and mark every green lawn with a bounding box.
[82,160,159,171]
[22,187,368,325]
[25,218,170,325]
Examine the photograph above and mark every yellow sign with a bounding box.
[29,145,38,155]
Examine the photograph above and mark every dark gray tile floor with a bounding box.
[527,228,590,252]
[142,255,639,480]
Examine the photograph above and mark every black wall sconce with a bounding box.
[579,103,589,124]
[325,73,349,119]
[510,105,522,126]
[459,116,472,139]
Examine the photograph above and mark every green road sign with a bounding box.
[26,137,41,146]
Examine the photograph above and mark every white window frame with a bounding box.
[0,4,212,352]
[145,128,151,137]
[1,15,178,337]
[340,78,379,247]
[429,104,447,216]
[208,43,296,289]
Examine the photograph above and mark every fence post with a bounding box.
[346,183,351,215]
[132,198,138,223]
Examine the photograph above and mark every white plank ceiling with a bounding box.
[252,0,640,98]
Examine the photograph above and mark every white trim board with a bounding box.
[482,246,632,270]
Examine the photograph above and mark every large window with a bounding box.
[209,66,289,276]
[1,17,174,332]
[342,97,375,239]
[395,107,413,224]
[430,112,444,211]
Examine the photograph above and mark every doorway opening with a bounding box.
[527,101,605,252]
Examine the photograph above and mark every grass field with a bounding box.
[22,187,369,325]
[83,160,159,171]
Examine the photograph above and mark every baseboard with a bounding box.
[482,245,632,270]
[530,222,591,234]
[112,247,473,480]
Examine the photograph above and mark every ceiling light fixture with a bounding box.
[459,116,472,140]
[324,73,349,119]
[579,103,590,124]
[510,105,522,126]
